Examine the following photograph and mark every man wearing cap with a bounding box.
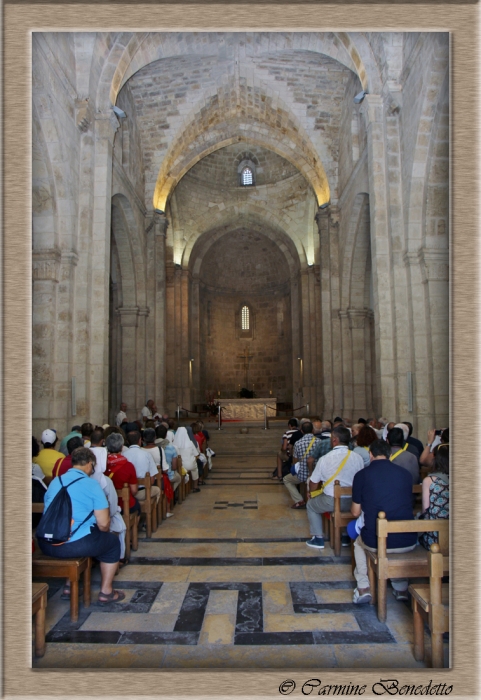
[33,429,65,477]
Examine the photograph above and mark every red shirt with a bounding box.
[194,432,206,451]
[105,453,138,509]
[52,455,72,478]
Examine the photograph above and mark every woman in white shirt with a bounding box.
[173,427,201,492]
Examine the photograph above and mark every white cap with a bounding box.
[41,428,57,445]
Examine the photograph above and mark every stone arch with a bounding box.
[153,80,330,211]
[95,32,380,112]
[182,205,305,274]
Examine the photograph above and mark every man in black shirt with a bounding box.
[350,439,417,604]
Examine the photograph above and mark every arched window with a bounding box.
[241,305,250,330]
[241,167,253,186]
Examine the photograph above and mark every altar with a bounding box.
[219,398,277,420]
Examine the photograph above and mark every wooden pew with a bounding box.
[32,552,91,623]
[366,512,449,622]
[177,456,185,503]
[138,472,158,537]
[32,582,48,657]
[330,483,424,557]
[408,543,449,668]
[155,472,168,523]
[116,483,139,559]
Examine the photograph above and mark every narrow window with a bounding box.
[241,167,253,186]
[241,305,250,330]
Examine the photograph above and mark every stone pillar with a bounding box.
[150,211,167,411]
[315,205,342,418]
[32,249,61,436]
[338,310,351,418]
[361,94,397,420]
[348,308,369,419]
[88,110,120,424]
[137,306,150,412]
[117,307,139,411]
[191,278,201,406]
[421,249,449,429]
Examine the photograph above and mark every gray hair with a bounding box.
[394,423,409,441]
[106,432,124,454]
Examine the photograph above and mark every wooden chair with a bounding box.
[32,552,91,623]
[366,512,449,622]
[155,472,168,523]
[331,481,356,556]
[116,483,139,559]
[331,483,424,557]
[408,543,449,668]
[177,456,185,503]
[32,582,48,657]
[139,472,158,537]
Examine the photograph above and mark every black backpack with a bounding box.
[36,475,94,544]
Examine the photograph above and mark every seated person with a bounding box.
[33,429,65,478]
[58,425,82,456]
[420,427,448,471]
[419,443,449,550]
[37,447,125,604]
[156,425,182,496]
[143,428,174,516]
[305,426,364,548]
[124,430,161,504]
[104,433,140,515]
[353,425,377,467]
[272,418,300,481]
[52,436,84,477]
[350,439,418,604]
[32,436,47,528]
[173,427,201,492]
[283,421,320,509]
[387,427,420,484]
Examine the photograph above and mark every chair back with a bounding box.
[377,511,449,556]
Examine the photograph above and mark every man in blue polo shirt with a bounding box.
[37,446,124,604]
[350,439,417,604]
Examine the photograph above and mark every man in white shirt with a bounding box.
[140,399,155,425]
[116,402,127,427]
[124,430,161,504]
[305,426,364,549]
[89,428,108,473]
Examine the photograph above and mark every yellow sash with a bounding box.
[310,450,351,499]
[390,443,408,461]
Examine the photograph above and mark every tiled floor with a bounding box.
[33,443,448,668]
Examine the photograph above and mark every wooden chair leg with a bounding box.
[83,558,91,608]
[334,523,341,557]
[132,516,139,551]
[377,579,387,623]
[125,522,131,559]
[152,501,158,532]
[146,511,152,538]
[34,596,47,657]
[367,559,377,605]
[412,599,425,662]
[431,632,444,668]
[70,578,79,622]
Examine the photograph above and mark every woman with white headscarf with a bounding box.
[90,449,127,560]
[173,427,201,492]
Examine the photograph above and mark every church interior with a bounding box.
[31,31,450,670]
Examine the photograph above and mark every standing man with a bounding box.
[283,421,320,510]
[140,399,155,425]
[350,439,418,604]
[116,403,128,427]
[305,426,364,549]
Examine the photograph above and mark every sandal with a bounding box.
[98,589,126,605]
[61,584,83,600]
[291,501,306,509]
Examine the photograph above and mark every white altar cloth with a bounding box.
[219,398,277,420]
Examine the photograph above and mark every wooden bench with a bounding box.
[32,552,91,622]
[366,512,449,622]
[116,483,139,560]
[138,472,158,537]
[330,483,424,557]
[177,456,186,503]
[155,472,168,522]
[32,582,48,657]
[408,543,449,668]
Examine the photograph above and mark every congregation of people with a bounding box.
[273,415,449,605]
[32,400,213,604]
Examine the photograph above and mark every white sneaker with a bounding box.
[166,512,174,518]
[353,588,372,604]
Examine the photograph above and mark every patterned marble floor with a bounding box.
[33,449,447,668]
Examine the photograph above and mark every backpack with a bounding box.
[36,475,94,545]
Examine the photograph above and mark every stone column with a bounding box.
[137,306,150,412]
[348,308,369,418]
[117,307,139,411]
[88,110,120,424]
[421,249,449,429]
[338,310,351,418]
[32,249,61,437]
[149,211,167,411]
[361,94,397,420]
